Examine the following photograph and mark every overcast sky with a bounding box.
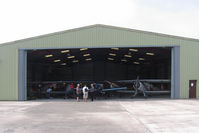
[0,0,199,44]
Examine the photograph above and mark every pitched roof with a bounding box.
[0,24,199,47]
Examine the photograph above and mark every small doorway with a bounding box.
[189,80,197,98]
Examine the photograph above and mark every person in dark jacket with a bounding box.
[90,84,95,101]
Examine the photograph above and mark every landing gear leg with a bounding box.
[143,91,147,99]
[131,89,138,98]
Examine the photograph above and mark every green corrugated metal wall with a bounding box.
[0,25,199,100]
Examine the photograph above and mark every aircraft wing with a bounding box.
[117,79,171,83]
[117,90,135,93]
[145,90,170,94]
[116,90,170,94]
[102,87,127,92]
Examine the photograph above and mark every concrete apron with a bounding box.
[0,99,199,133]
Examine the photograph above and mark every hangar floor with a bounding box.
[1,99,199,133]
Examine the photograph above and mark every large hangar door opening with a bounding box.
[26,47,172,100]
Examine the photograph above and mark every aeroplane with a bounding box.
[29,80,128,99]
[28,77,170,99]
[115,76,171,98]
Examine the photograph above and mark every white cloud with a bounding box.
[130,1,199,38]
[0,0,198,44]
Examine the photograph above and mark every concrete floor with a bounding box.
[0,99,199,133]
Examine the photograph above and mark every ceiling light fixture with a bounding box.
[109,53,116,56]
[139,58,145,60]
[121,59,127,62]
[54,59,61,62]
[67,56,75,59]
[61,50,70,53]
[124,55,132,58]
[80,48,88,51]
[45,54,53,58]
[86,58,92,61]
[61,63,66,65]
[111,48,119,50]
[129,49,138,52]
[146,53,154,56]
[83,54,90,57]
[108,58,114,60]
[134,62,140,64]
[72,60,79,63]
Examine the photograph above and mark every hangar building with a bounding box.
[0,24,199,100]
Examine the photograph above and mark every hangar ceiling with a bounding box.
[28,47,171,67]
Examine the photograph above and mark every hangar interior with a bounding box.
[27,47,171,99]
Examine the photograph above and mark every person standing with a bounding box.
[70,83,75,98]
[46,87,52,99]
[37,83,43,98]
[90,84,95,101]
[76,84,81,102]
[82,84,89,102]
[64,84,70,99]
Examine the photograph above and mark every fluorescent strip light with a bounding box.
[83,54,90,57]
[146,53,154,56]
[111,48,119,50]
[86,58,92,61]
[109,53,116,56]
[61,50,70,53]
[121,59,127,62]
[54,59,61,62]
[67,56,75,59]
[61,63,66,65]
[139,58,145,60]
[45,54,53,58]
[80,48,88,51]
[134,62,140,64]
[124,55,132,58]
[129,49,138,52]
[108,58,114,60]
[72,60,79,63]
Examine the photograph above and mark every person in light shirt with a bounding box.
[82,84,89,102]
[76,84,81,102]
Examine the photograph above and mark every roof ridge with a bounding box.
[97,24,199,43]
[0,24,199,47]
[0,24,99,47]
